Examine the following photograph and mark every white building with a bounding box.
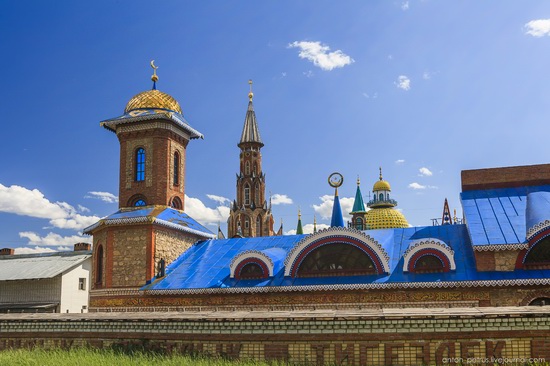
[0,244,91,313]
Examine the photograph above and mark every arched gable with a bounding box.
[284,227,390,277]
[230,250,274,279]
[403,238,455,273]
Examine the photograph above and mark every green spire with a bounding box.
[296,209,304,235]
[351,177,366,213]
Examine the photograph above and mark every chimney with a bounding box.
[74,243,92,252]
[0,248,15,256]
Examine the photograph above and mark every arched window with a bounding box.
[239,263,265,279]
[379,193,383,201]
[253,163,258,175]
[355,217,364,230]
[95,244,103,286]
[296,243,376,277]
[173,151,180,186]
[245,217,250,229]
[244,184,250,205]
[135,148,145,182]
[529,297,550,306]
[128,195,147,207]
[412,254,445,273]
[525,236,550,269]
[134,199,146,207]
[245,161,250,175]
[255,183,260,204]
[170,196,182,210]
[256,216,261,236]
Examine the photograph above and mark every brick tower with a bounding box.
[227,81,274,237]
[85,63,214,299]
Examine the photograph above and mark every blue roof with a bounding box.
[84,206,215,238]
[331,193,345,227]
[143,224,550,291]
[461,185,550,246]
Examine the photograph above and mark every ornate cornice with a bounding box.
[473,243,529,252]
[403,238,455,272]
[229,250,275,278]
[527,219,550,241]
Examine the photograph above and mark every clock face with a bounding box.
[328,172,344,188]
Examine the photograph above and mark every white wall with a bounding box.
[59,257,91,313]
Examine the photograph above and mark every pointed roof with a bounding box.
[296,210,304,235]
[276,219,283,236]
[238,81,264,148]
[442,198,452,225]
[351,177,366,213]
[331,189,345,228]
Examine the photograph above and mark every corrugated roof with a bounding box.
[0,251,91,281]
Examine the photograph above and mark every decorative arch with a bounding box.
[520,291,550,306]
[135,147,146,182]
[518,228,550,269]
[402,239,455,273]
[128,194,147,207]
[230,250,274,279]
[284,227,390,277]
[170,196,183,210]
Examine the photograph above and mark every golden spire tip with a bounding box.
[150,60,159,84]
[248,79,254,101]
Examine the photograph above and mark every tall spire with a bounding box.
[296,209,304,235]
[442,198,452,225]
[239,79,264,148]
[328,172,345,228]
[351,176,366,213]
[313,215,317,233]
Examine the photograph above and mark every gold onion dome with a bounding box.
[124,89,182,114]
[365,208,409,229]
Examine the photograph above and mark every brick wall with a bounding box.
[154,228,200,270]
[1,307,549,365]
[461,163,550,191]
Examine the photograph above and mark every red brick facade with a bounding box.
[462,163,550,191]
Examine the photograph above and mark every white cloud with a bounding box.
[19,232,91,247]
[396,75,411,91]
[78,205,90,213]
[281,72,287,77]
[408,182,438,190]
[285,223,330,236]
[395,159,405,165]
[419,167,433,176]
[85,191,118,203]
[13,246,60,255]
[363,92,378,99]
[206,194,230,205]
[288,41,355,71]
[271,194,293,205]
[422,71,432,80]
[524,19,550,37]
[401,1,409,10]
[184,195,230,226]
[0,184,100,230]
[303,70,314,78]
[312,195,355,223]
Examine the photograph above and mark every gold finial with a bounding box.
[379,167,383,181]
[248,79,254,101]
[314,214,317,224]
[357,175,361,186]
[150,60,159,83]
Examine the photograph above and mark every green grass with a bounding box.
[0,348,276,366]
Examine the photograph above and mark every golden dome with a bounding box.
[373,179,391,191]
[124,89,182,114]
[365,208,409,229]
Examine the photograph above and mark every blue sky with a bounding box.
[2,1,550,253]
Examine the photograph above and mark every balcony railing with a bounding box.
[367,198,398,208]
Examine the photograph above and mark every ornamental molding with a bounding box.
[283,227,390,276]
[229,250,274,278]
[144,277,550,296]
[527,220,550,241]
[402,238,455,272]
[473,243,529,252]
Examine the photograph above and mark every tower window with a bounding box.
[244,184,250,205]
[170,196,182,210]
[95,245,103,286]
[134,199,146,207]
[135,148,146,182]
[245,161,250,175]
[255,183,260,204]
[173,151,180,186]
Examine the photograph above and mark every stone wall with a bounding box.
[1,307,550,365]
[111,226,149,287]
[154,228,200,269]
[475,250,520,271]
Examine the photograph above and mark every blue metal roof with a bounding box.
[143,223,550,291]
[461,185,550,246]
[83,206,215,238]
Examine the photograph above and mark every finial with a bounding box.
[150,60,159,89]
[357,175,361,186]
[314,214,317,224]
[298,207,302,219]
[379,167,383,181]
[248,79,254,101]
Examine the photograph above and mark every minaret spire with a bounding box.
[296,208,304,235]
[239,79,263,148]
[150,60,158,90]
